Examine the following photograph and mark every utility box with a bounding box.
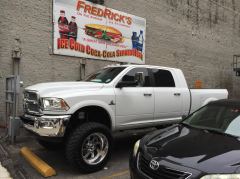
[8,116,22,137]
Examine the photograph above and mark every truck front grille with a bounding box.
[138,154,191,179]
[23,91,41,115]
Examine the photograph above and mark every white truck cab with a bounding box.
[21,65,228,173]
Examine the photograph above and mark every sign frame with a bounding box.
[52,0,146,64]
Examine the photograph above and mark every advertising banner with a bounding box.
[53,0,146,64]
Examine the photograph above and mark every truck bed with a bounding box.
[190,89,228,113]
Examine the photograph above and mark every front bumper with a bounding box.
[20,114,71,137]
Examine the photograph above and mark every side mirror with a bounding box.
[116,81,138,88]
[135,72,145,86]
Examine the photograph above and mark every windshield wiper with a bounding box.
[201,128,237,138]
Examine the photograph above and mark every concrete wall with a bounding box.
[0,0,240,122]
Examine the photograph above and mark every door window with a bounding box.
[151,69,175,87]
[121,68,151,87]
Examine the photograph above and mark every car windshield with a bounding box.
[85,67,126,84]
[182,104,240,137]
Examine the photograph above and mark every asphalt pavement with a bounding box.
[0,127,155,179]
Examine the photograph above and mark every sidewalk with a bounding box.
[0,162,12,179]
[0,128,29,179]
[0,128,12,179]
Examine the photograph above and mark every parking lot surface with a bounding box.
[3,128,154,179]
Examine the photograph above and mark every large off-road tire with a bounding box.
[65,122,113,173]
[37,139,62,150]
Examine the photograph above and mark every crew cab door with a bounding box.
[150,68,183,121]
[114,68,154,128]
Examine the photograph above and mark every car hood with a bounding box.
[142,124,240,174]
[25,81,104,97]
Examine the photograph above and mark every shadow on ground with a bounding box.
[4,128,155,179]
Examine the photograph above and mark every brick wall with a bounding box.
[0,0,240,122]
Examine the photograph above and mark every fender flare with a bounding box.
[68,100,115,130]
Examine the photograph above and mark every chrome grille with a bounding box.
[24,91,38,101]
[23,91,41,115]
[138,154,191,179]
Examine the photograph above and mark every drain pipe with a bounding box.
[10,39,22,144]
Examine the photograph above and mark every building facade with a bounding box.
[0,0,240,122]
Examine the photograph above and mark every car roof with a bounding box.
[106,64,180,71]
[209,99,240,107]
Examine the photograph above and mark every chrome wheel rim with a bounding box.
[82,132,109,165]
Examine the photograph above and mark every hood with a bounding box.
[142,124,240,174]
[25,81,104,97]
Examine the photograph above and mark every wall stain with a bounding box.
[213,0,219,24]
[232,0,236,29]
[220,0,226,22]
[208,0,213,28]
[239,16,240,36]
[165,0,239,31]
[187,0,191,19]
[195,0,200,26]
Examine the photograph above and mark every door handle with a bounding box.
[144,93,152,97]
[174,93,181,96]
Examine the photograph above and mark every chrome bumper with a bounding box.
[21,114,71,137]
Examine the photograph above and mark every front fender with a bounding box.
[67,100,116,130]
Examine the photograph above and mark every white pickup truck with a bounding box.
[21,65,228,173]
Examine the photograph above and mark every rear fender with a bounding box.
[202,98,218,107]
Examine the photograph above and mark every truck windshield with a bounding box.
[85,67,126,84]
[182,104,240,137]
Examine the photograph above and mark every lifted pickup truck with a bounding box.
[21,65,228,173]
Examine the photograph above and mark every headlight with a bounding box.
[133,140,140,157]
[41,98,70,111]
[201,174,240,179]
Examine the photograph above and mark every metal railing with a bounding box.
[5,75,21,143]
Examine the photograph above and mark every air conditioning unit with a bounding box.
[86,0,104,5]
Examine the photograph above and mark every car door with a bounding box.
[114,67,154,128]
[151,68,183,121]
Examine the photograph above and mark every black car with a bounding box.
[130,100,240,179]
